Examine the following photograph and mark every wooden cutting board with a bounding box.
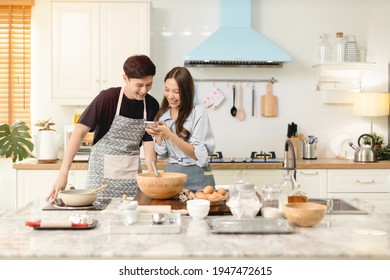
[134,190,233,215]
[261,82,278,117]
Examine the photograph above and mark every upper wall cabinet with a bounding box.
[51,1,150,105]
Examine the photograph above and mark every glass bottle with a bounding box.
[336,32,345,62]
[318,33,330,63]
[288,183,308,203]
[278,170,296,211]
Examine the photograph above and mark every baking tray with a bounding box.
[208,217,293,234]
[30,220,98,230]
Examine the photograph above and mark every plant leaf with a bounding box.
[0,121,34,162]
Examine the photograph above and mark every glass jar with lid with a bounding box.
[226,181,262,219]
[262,184,281,209]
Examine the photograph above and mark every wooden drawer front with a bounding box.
[328,170,390,193]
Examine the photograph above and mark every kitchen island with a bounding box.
[0,198,389,260]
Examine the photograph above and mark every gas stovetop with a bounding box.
[209,151,283,163]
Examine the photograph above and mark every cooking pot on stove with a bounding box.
[348,134,377,162]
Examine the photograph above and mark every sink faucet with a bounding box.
[283,139,297,181]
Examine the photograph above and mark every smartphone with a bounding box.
[145,121,157,127]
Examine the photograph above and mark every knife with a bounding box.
[287,124,292,137]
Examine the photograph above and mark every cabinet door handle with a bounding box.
[356,180,375,184]
[299,171,319,175]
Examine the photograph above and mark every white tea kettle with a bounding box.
[348,134,377,163]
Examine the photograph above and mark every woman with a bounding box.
[47,55,159,201]
[146,67,216,191]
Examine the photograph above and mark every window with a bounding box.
[0,0,34,126]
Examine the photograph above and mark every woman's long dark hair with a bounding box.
[155,67,194,141]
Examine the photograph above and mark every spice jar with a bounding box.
[262,184,280,209]
[118,199,139,225]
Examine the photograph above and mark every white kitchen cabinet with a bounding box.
[327,169,390,213]
[51,1,150,105]
[296,169,327,198]
[16,170,87,208]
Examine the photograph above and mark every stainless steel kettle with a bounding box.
[348,134,377,162]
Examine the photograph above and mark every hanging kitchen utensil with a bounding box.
[230,85,237,117]
[236,84,245,121]
[261,82,278,117]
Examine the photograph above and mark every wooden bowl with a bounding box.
[284,203,326,227]
[136,172,187,199]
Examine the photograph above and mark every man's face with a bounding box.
[124,75,154,100]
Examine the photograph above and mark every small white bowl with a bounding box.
[186,200,210,219]
[261,207,283,219]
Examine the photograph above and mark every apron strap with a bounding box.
[116,87,125,116]
[143,98,147,120]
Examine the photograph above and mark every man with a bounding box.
[47,55,159,201]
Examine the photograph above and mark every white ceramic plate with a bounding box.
[330,132,355,159]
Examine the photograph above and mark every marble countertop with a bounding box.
[1,199,389,260]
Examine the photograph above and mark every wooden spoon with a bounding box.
[151,161,159,177]
[88,183,109,194]
[236,84,245,121]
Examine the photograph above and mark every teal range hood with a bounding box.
[184,0,292,67]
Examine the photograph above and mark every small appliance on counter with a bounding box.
[64,125,93,162]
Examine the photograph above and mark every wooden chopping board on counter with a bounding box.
[261,82,278,117]
[134,190,234,216]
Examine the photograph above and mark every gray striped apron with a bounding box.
[165,162,215,192]
[86,87,147,198]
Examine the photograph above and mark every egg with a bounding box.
[217,188,227,195]
[208,192,220,201]
[203,185,215,194]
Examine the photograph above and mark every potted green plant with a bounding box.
[34,117,59,162]
[0,120,34,163]
[363,132,384,153]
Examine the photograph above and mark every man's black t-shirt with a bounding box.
[78,87,160,145]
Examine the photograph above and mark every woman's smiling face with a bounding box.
[164,78,181,109]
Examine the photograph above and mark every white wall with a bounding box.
[30,0,390,160]
[2,0,389,209]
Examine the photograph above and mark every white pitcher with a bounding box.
[34,130,60,161]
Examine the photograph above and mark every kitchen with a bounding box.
[1,0,390,266]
